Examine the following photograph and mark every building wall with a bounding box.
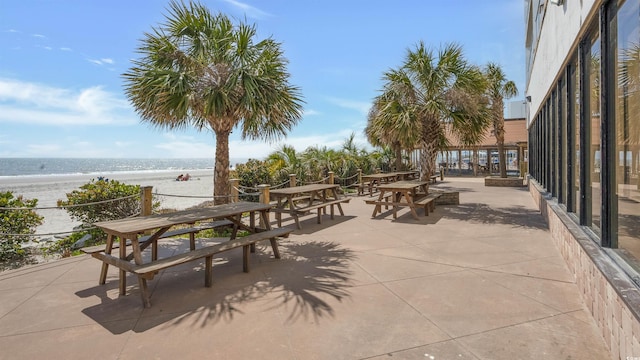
[526,1,640,358]
[526,0,598,125]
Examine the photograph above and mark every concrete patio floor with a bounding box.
[0,178,611,359]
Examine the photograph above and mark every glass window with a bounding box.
[613,0,640,261]
[574,56,581,215]
[587,29,602,234]
[560,77,567,206]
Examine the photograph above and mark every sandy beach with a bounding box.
[0,169,215,240]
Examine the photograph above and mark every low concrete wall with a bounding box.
[484,177,525,187]
[529,180,640,360]
[432,191,459,205]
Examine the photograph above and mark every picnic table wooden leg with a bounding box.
[270,238,281,259]
[294,214,302,230]
[246,212,257,253]
[332,189,345,216]
[119,237,127,295]
[204,255,213,287]
[403,192,420,220]
[392,191,404,219]
[152,238,159,260]
[243,245,250,272]
[99,234,113,285]
[189,233,196,251]
[138,276,151,308]
[130,239,152,307]
[260,210,272,231]
[371,190,385,217]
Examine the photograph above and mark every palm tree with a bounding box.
[122,1,303,204]
[371,42,488,184]
[366,81,421,171]
[484,62,518,178]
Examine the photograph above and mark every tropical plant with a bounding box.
[57,179,149,243]
[336,133,368,178]
[366,74,422,171]
[370,42,488,185]
[484,62,518,178]
[123,0,304,204]
[302,145,339,183]
[265,145,304,185]
[0,191,43,264]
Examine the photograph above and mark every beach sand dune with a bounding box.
[1,170,215,239]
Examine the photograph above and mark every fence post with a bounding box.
[289,174,296,187]
[229,179,239,203]
[357,168,362,185]
[258,184,270,228]
[141,186,153,216]
[328,171,334,184]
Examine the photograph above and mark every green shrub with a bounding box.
[234,159,273,201]
[0,191,44,263]
[56,179,155,250]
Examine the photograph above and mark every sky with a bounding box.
[0,0,525,161]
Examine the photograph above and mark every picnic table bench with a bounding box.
[414,193,442,215]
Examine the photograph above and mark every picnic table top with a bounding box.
[377,180,429,191]
[94,201,270,236]
[269,183,339,195]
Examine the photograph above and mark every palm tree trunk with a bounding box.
[214,129,231,205]
[472,148,478,176]
[419,117,441,191]
[495,118,507,178]
[493,99,507,178]
[497,139,507,178]
[394,142,402,171]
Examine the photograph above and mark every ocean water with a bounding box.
[0,158,246,177]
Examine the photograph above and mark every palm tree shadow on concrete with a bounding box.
[441,202,548,229]
[262,241,356,324]
[78,240,356,333]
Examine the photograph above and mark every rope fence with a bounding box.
[1,170,367,241]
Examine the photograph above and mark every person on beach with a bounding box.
[176,174,184,181]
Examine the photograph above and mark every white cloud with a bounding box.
[60,47,72,51]
[87,59,104,65]
[303,109,320,116]
[0,78,136,126]
[222,0,271,19]
[32,34,46,38]
[6,29,20,33]
[155,138,216,158]
[326,97,371,115]
[101,58,114,64]
[27,143,61,154]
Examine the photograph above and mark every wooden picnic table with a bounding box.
[360,171,418,196]
[90,201,289,307]
[366,180,431,220]
[270,183,350,229]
